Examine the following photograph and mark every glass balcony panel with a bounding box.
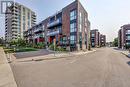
[47,19,62,28]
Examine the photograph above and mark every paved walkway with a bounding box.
[114,48,130,58]
[0,47,17,87]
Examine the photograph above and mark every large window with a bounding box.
[62,37,67,44]
[92,34,95,37]
[127,36,130,40]
[70,10,77,21]
[23,8,25,15]
[79,12,82,32]
[126,30,130,34]
[92,43,95,46]
[70,35,76,44]
[70,22,76,33]
[28,12,30,28]
[23,23,25,31]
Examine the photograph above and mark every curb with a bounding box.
[121,52,130,58]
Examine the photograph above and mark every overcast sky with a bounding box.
[1,0,130,42]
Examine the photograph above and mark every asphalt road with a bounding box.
[11,47,130,87]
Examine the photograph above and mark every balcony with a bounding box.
[47,29,61,36]
[34,34,44,38]
[34,28,43,33]
[47,19,62,28]
[28,32,32,36]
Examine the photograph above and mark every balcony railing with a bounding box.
[34,28,43,33]
[34,34,44,38]
[47,19,62,28]
[47,29,61,36]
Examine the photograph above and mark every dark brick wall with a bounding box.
[100,34,106,47]
[90,29,102,47]
[62,1,78,37]
[77,1,88,45]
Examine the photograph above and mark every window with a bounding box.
[70,22,76,33]
[70,10,77,21]
[79,12,82,32]
[62,37,67,44]
[23,16,25,21]
[70,35,76,44]
[92,34,95,37]
[126,30,130,34]
[70,35,75,40]
[23,23,25,31]
[126,42,130,45]
[28,12,30,20]
[92,43,95,46]
[127,36,130,40]
[79,25,82,32]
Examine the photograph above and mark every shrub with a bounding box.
[125,44,130,49]
[49,44,55,50]
[49,44,66,52]
[36,42,46,49]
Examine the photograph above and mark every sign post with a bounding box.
[54,38,56,56]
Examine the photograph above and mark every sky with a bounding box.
[1,0,130,42]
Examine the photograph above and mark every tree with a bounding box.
[0,37,4,45]
[113,38,118,47]
[17,38,26,47]
[10,38,26,47]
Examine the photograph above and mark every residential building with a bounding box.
[100,34,106,47]
[118,24,130,49]
[90,29,100,47]
[24,0,90,51]
[5,2,36,42]
[90,29,106,47]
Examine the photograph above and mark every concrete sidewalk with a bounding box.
[121,51,130,58]
[0,47,17,87]
[11,49,96,62]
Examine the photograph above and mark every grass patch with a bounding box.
[4,47,38,53]
[0,44,3,47]
[4,48,15,54]
[16,47,38,52]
